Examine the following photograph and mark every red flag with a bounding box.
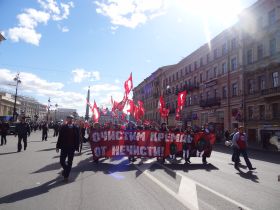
[133,105,139,121]
[161,107,169,118]
[124,73,133,95]
[92,100,100,123]
[177,90,187,110]
[138,100,145,118]
[127,99,134,114]
[175,107,181,120]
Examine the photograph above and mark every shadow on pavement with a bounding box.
[213,144,280,164]
[31,162,61,174]
[0,151,18,156]
[0,176,65,204]
[37,148,56,152]
[235,168,259,183]
[162,163,219,173]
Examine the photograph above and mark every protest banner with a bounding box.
[89,129,216,159]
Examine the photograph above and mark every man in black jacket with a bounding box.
[56,115,79,181]
[15,116,31,152]
[0,120,10,145]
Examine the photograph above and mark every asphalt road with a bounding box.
[0,131,279,210]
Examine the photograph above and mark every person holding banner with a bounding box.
[56,115,80,181]
[126,121,136,163]
[157,122,169,163]
[183,126,194,163]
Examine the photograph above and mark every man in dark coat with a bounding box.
[56,115,79,181]
[15,116,31,152]
[42,122,49,141]
[0,120,9,145]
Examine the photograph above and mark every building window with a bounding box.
[247,49,253,64]
[194,76,197,85]
[257,44,263,60]
[180,69,183,77]
[272,103,279,119]
[257,16,263,29]
[231,57,237,71]
[214,48,218,59]
[268,9,276,25]
[206,70,209,80]
[200,73,203,83]
[258,76,266,90]
[259,105,265,120]
[206,91,210,99]
[222,43,227,55]
[185,67,188,75]
[232,83,238,96]
[194,61,197,70]
[189,64,192,72]
[248,106,253,120]
[200,57,203,66]
[248,79,254,94]
[172,74,175,82]
[222,86,227,98]
[207,53,210,63]
[213,67,217,78]
[176,72,179,80]
[222,62,227,74]
[231,38,237,50]
[214,89,218,98]
[272,72,279,87]
[200,93,203,100]
[270,38,276,56]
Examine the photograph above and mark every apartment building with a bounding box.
[133,0,280,147]
[240,0,280,147]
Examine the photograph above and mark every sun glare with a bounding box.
[173,0,243,49]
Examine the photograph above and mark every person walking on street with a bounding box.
[0,120,9,145]
[232,126,256,171]
[42,122,49,141]
[230,128,240,163]
[15,116,31,152]
[56,115,80,182]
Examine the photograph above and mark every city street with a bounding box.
[0,131,279,210]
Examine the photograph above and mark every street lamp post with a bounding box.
[55,103,58,121]
[13,73,21,122]
[47,97,51,123]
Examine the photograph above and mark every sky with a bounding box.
[0,0,257,116]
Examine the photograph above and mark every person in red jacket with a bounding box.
[232,126,256,170]
[56,115,80,182]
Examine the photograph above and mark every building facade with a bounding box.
[133,0,280,148]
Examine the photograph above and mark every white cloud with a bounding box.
[8,27,42,46]
[114,79,120,84]
[95,0,166,29]
[0,68,85,115]
[72,68,100,83]
[6,0,74,46]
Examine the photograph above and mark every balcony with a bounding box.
[261,86,280,98]
[199,97,221,108]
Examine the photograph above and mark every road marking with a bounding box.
[157,162,252,210]
[134,163,199,210]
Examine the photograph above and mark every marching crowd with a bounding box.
[0,115,256,182]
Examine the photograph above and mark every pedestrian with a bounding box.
[0,120,9,145]
[42,122,49,141]
[53,122,60,137]
[56,115,80,181]
[232,126,256,171]
[15,116,31,152]
[230,128,240,162]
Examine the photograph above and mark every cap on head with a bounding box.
[67,115,74,119]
